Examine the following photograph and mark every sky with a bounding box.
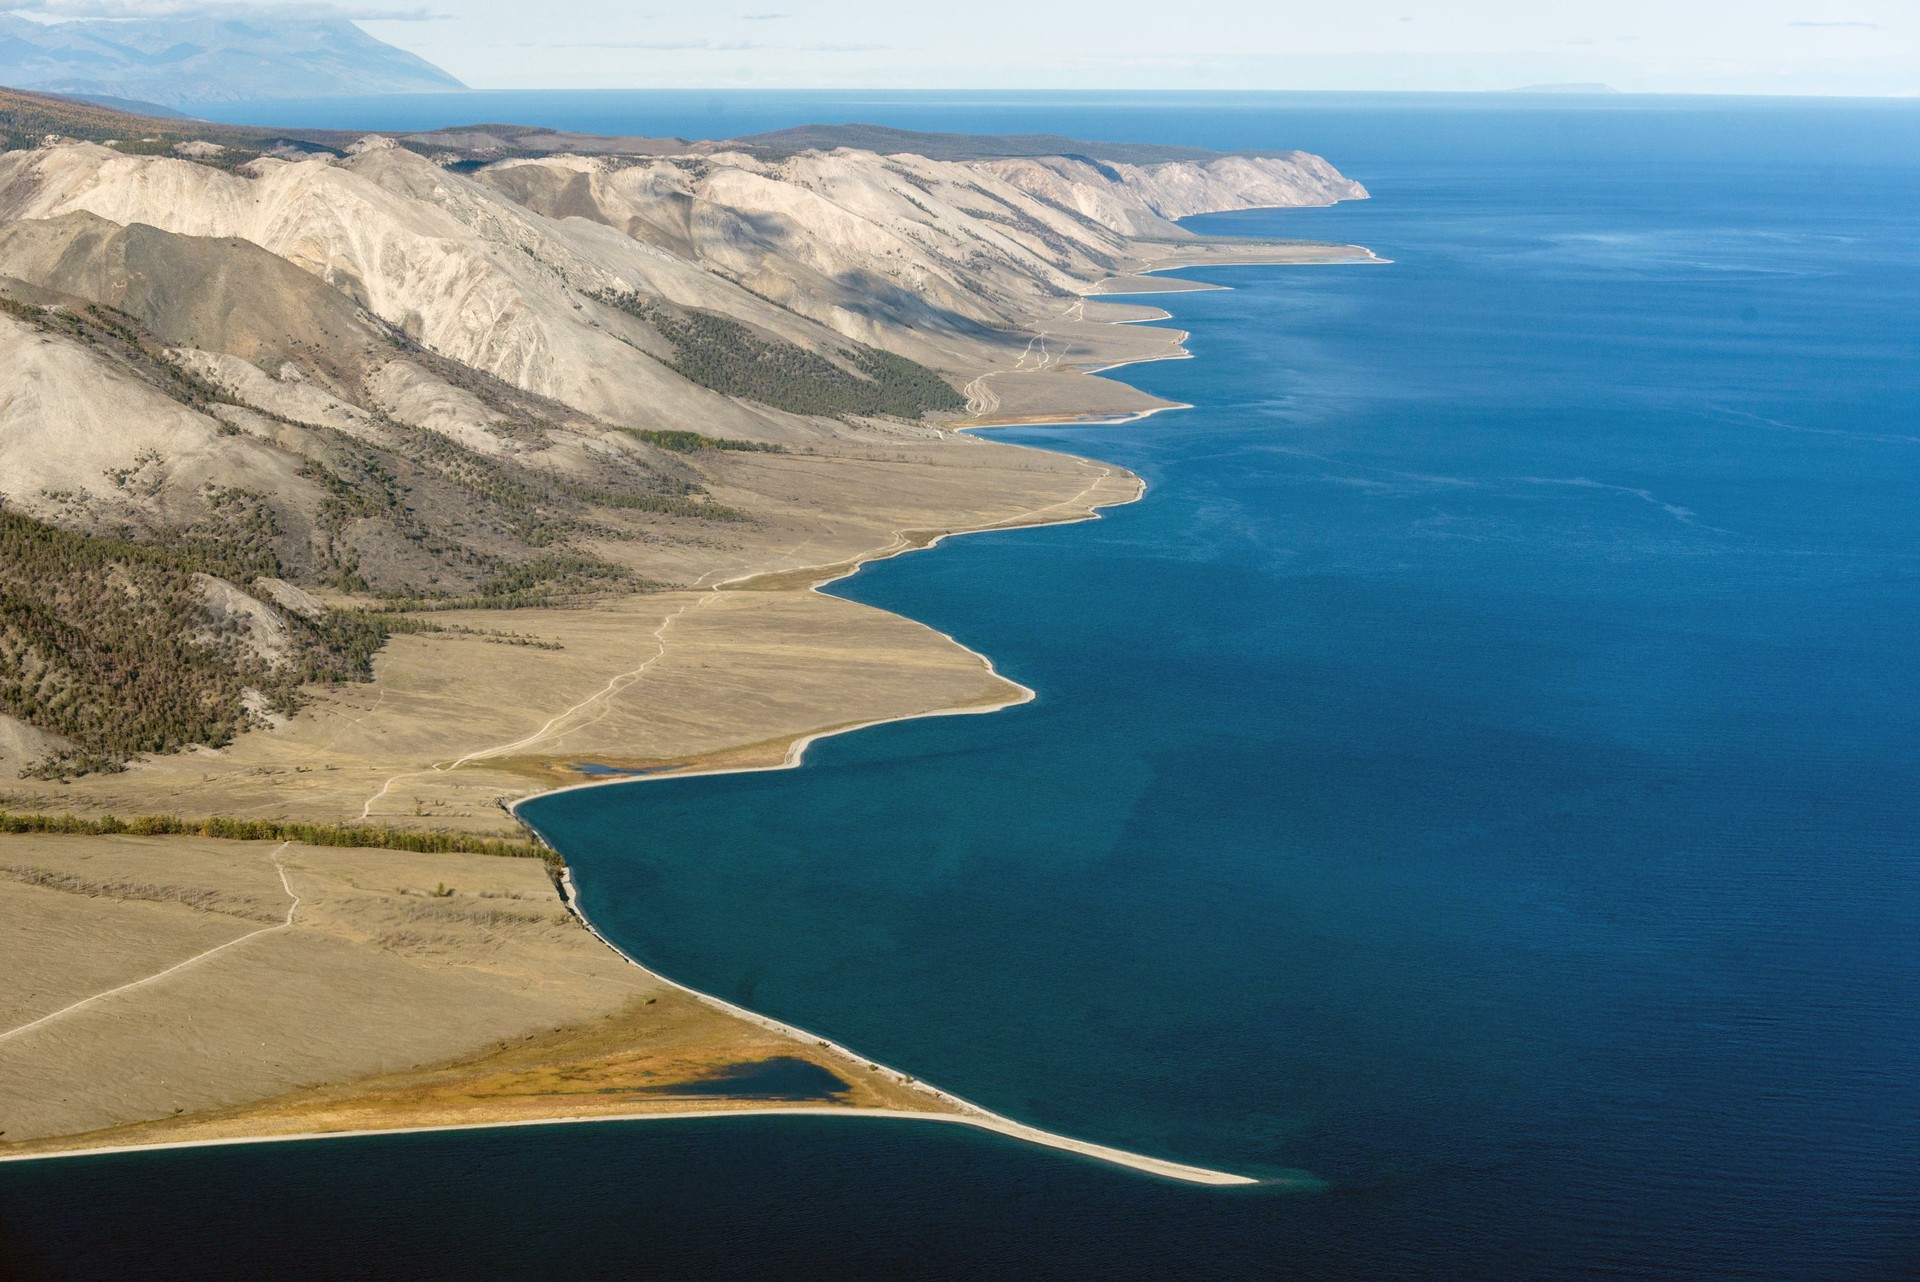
[10,0,1920,95]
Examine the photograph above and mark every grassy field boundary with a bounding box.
[0,810,557,865]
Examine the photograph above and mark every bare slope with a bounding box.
[0,103,1366,778]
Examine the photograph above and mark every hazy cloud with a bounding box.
[4,0,442,18]
[52,0,1903,97]
[547,37,763,48]
[540,36,881,51]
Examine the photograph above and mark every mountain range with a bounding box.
[0,84,1364,779]
[0,14,464,106]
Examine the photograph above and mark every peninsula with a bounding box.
[0,86,1370,1177]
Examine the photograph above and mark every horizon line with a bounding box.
[190,85,1920,101]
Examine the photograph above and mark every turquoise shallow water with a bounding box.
[5,95,1918,1279]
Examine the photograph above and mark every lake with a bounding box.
[7,92,1917,1281]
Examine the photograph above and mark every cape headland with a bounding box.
[0,86,1371,1179]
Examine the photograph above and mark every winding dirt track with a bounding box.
[356,597,717,820]
[0,843,298,1045]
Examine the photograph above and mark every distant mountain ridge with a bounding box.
[0,14,463,106]
[734,124,1248,165]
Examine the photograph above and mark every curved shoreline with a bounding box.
[518,435,1149,809]
[0,1108,1270,1186]
[502,454,1274,1188]
[526,860,1260,1187]
[496,256,1383,1189]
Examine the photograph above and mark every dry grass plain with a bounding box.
[0,431,1136,832]
[0,834,946,1157]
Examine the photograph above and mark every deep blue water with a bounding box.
[6,95,1919,1279]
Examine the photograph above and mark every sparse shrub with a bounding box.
[597,293,965,419]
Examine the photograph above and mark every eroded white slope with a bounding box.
[976,153,1368,228]
[0,136,1368,442]
[0,143,783,435]
[0,311,310,524]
